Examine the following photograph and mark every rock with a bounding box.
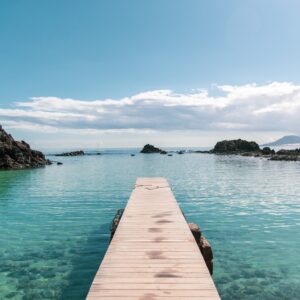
[131,154,135,157]
[110,209,124,240]
[269,149,300,161]
[262,147,275,155]
[57,162,63,165]
[241,152,257,157]
[160,150,167,155]
[54,150,85,157]
[140,144,163,153]
[270,155,300,161]
[177,150,185,155]
[199,236,213,261]
[188,222,213,275]
[212,139,260,154]
[188,223,202,244]
[193,150,211,154]
[0,125,51,170]
[167,154,173,156]
[199,236,214,275]
[276,149,300,155]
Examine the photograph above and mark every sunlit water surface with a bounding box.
[0,150,299,299]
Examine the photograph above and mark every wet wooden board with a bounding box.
[86,177,220,300]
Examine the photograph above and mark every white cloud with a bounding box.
[1,82,300,134]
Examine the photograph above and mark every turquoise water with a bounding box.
[0,151,300,299]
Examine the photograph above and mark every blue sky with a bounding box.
[0,1,300,149]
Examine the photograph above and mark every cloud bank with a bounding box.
[0,82,299,134]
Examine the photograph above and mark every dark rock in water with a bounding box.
[177,150,185,154]
[55,150,85,157]
[194,150,211,154]
[212,139,260,154]
[160,150,167,155]
[167,154,173,157]
[276,149,300,155]
[0,125,51,170]
[262,147,275,155]
[199,236,214,275]
[269,149,300,161]
[188,222,213,275]
[110,208,124,240]
[57,162,63,165]
[270,155,300,161]
[131,154,135,157]
[189,223,202,243]
[140,144,163,153]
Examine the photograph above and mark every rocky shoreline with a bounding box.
[0,126,51,170]
[193,139,300,161]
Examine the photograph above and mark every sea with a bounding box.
[0,148,299,299]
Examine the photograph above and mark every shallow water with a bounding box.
[0,151,299,299]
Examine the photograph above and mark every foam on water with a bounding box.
[0,152,299,299]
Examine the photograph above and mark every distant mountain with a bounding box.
[262,135,300,147]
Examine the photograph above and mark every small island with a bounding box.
[140,144,164,154]
[212,139,260,154]
[54,150,85,157]
[0,125,51,170]
[210,139,300,161]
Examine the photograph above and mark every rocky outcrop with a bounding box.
[261,147,275,155]
[276,149,300,155]
[110,209,124,241]
[55,150,85,157]
[270,155,300,161]
[269,149,300,161]
[189,223,213,275]
[141,144,163,154]
[212,139,260,154]
[0,125,51,170]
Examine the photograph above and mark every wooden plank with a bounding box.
[86,177,220,299]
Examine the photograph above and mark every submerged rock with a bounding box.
[55,150,85,157]
[0,125,51,170]
[212,139,260,154]
[141,144,163,153]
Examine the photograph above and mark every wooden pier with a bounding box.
[87,177,220,299]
